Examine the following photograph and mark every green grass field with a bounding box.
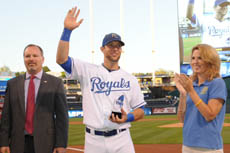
[68,114,230,146]
[183,37,201,62]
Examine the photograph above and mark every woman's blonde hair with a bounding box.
[190,44,220,81]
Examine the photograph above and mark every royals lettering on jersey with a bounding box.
[90,77,130,96]
[208,26,230,37]
[201,17,230,47]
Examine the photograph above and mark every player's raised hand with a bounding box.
[110,108,127,124]
[64,7,83,30]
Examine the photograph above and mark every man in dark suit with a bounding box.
[0,44,69,153]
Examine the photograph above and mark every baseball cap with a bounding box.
[214,0,230,6]
[102,33,125,47]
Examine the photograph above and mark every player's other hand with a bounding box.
[64,6,84,30]
[110,108,127,124]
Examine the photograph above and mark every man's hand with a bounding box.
[0,146,10,153]
[110,108,127,124]
[53,147,66,153]
[64,6,83,30]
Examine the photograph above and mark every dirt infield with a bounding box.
[67,144,230,153]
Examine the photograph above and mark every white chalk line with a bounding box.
[67,147,84,152]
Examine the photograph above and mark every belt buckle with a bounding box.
[104,129,117,137]
[104,130,111,137]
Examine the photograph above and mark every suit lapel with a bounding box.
[36,72,48,109]
[18,74,26,116]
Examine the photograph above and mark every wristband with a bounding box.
[60,56,72,74]
[60,28,72,42]
[189,0,194,4]
[195,99,202,107]
[126,113,134,122]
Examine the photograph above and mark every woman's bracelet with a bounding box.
[195,99,202,107]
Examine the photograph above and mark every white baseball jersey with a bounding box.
[192,15,230,48]
[66,58,146,130]
[202,16,230,48]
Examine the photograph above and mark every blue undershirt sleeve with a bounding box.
[60,56,72,74]
[139,105,145,111]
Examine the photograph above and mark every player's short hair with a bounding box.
[190,44,220,81]
[23,44,44,57]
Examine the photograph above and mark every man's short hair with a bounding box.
[23,44,44,56]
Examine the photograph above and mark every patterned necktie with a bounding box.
[25,75,35,134]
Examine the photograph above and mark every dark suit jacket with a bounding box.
[0,72,69,153]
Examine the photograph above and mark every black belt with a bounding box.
[86,127,126,137]
[25,135,33,138]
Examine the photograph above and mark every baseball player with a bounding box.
[56,7,146,153]
[187,0,230,48]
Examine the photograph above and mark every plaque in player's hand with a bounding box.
[110,95,124,119]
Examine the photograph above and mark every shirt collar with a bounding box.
[193,79,210,87]
[101,63,120,72]
[26,70,43,80]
